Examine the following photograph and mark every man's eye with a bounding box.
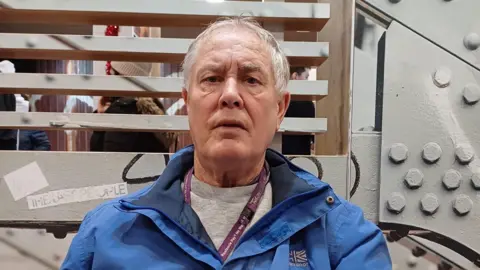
[205,76,221,83]
[246,77,259,85]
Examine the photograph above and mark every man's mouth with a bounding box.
[216,120,246,130]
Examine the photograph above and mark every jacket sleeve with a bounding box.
[60,213,95,270]
[329,202,392,270]
[30,130,51,151]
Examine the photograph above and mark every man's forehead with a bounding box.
[196,61,266,73]
[198,27,267,53]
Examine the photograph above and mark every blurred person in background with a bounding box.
[282,66,315,155]
[0,60,18,150]
[89,61,176,153]
[15,94,51,151]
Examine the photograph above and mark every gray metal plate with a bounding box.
[0,151,347,224]
[351,132,382,223]
[365,0,480,70]
[379,22,480,253]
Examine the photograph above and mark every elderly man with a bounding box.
[61,17,391,269]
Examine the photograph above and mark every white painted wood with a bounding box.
[0,112,327,133]
[0,73,328,100]
[0,0,330,31]
[0,33,329,66]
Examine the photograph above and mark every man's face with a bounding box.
[291,69,310,80]
[182,28,290,163]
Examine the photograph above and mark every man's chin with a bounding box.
[207,141,249,161]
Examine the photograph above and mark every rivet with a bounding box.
[45,74,55,82]
[25,37,37,48]
[471,171,480,190]
[326,196,334,204]
[464,33,480,51]
[386,192,406,214]
[83,35,93,39]
[432,67,451,88]
[82,74,91,80]
[406,255,418,267]
[53,254,62,262]
[21,113,32,124]
[422,142,442,164]
[455,144,474,165]
[463,83,480,105]
[388,0,401,3]
[442,169,462,190]
[389,143,408,163]
[404,168,423,189]
[420,193,439,215]
[453,194,473,216]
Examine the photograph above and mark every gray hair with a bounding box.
[181,17,290,93]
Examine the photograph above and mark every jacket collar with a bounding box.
[120,145,332,251]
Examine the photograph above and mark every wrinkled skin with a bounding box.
[182,27,290,187]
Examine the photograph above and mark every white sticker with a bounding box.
[3,162,49,201]
[26,183,129,210]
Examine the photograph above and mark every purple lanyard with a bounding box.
[183,163,270,261]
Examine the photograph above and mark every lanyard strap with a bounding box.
[183,163,270,261]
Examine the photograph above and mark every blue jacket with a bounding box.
[61,146,392,269]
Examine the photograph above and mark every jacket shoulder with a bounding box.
[78,183,154,228]
[61,184,155,269]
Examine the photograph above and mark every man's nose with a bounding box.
[219,78,244,109]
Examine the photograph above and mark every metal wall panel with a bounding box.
[379,22,480,256]
[365,0,480,70]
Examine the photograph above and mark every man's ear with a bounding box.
[181,88,189,112]
[181,88,188,102]
[276,91,291,130]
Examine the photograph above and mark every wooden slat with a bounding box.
[0,112,327,134]
[313,0,353,155]
[0,73,328,100]
[0,33,329,66]
[0,0,330,31]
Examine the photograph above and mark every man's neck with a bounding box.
[193,153,265,188]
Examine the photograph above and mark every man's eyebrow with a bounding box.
[239,63,264,74]
[197,63,224,74]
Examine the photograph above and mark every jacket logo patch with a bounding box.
[289,250,308,267]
